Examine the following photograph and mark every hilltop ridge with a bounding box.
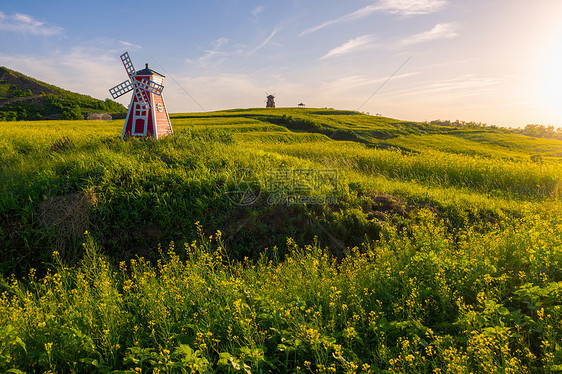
[0,66,126,120]
[0,67,59,98]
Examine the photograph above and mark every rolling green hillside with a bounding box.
[0,66,126,120]
[1,108,560,270]
[175,108,562,161]
[0,109,561,373]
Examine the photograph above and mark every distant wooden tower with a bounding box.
[266,93,275,108]
[109,52,173,140]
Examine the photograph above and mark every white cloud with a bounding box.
[300,0,448,36]
[387,74,509,100]
[252,5,265,18]
[186,38,232,67]
[401,23,458,45]
[213,37,229,49]
[300,6,378,36]
[249,28,280,55]
[119,40,142,50]
[0,12,63,36]
[321,35,376,59]
[377,0,448,16]
[196,50,228,66]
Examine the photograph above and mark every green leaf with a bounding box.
[174,344,194,357]
[14,337,26,353]
[80,357,98,366]
[498,306,509,316]
[218,352,233,366]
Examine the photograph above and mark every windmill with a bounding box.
[265,92,275,108]
[109,52,173,140]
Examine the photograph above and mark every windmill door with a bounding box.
[132,102,148,136]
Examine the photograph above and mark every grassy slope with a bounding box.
[0,109,561,372]
[176,108,562,159]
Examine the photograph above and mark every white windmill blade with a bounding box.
[133,86,151,110]
[120,52,136,78]
[138,78,164,96]
[109,79,134,99]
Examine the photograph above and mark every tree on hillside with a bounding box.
[62,104,83,120]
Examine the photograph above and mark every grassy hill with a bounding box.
[2,109,559,268]
[0,66,126,120]
[0,109,561,372]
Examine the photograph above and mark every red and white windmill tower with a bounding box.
[109,52,173,140]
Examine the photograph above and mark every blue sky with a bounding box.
[2,0,562,127]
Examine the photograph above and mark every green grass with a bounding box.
[381,132,562,161]
[172,109,562,160]
[452,131,562,158]
[255,141,561,200]
[234,132,331,143]
[0,109,561,372]
[382,134,525,159]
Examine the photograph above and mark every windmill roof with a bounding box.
[135,63,165,77]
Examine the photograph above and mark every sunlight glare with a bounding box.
[540,31,562,121]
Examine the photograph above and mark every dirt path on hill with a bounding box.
[0,94,46,107]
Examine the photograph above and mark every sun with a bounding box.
[540,31,562,121]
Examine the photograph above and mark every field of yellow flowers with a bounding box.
[2,215,561,373]
[0,109,561,372]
